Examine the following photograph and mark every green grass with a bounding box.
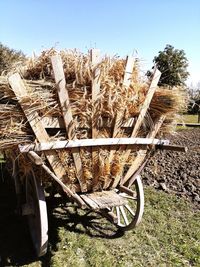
[0,153,5,163]
[21,187,200,267]
[182,114,199,124]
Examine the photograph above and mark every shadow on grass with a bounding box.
[0,180,124,266]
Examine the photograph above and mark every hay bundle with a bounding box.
[0,49,186,192]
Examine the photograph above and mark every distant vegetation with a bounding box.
[0,42,25,74]
[147,44,189,87]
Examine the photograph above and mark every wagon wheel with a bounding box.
[105,175,144,231]
[26,172,48,257]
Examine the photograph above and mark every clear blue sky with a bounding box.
[0,0,199,83]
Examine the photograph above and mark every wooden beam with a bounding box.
[90,49,101,190]
[155,144,188,152]
[123,55,135,88]
[80,190,127,210]
[121,115,166,186]
[112,68,161,188]
[105,56,135,189]
[8,73,67,180]
[112,55,135,139]
[51,54,87,192]
[26,151,86,207]
[19,137,169,153]
[40,116,135,129]
[176,123,200,128]
[131,68,161,138]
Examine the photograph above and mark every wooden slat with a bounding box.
[91,49,101,102]
[90,49,101,190]
[131,68,161,138]
[80,194,99,209]
[80,190,127,210]
[51,55,87,192]
[111,68,161,188]
[121,115,166,186]
[27,151,86,207]
[123,55,135,88]
[104,56,135,189]
[40,116,135,129]
[19,137,169,152]
[8,73,67,180]
[112,55,135,138]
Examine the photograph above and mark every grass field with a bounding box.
[182,114,199,123]
[5,187,199,267]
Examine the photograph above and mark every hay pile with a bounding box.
[0,49,186,192]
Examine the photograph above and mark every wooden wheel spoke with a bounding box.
[116,206,121,226]
[101,176,144,231]
[119,206,129,225]
[120,193,137,201]
[124,204,135,217]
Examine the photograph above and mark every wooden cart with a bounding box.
[7,51,186,257]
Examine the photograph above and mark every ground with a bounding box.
[0,126,200,267]
[142,128,200,208]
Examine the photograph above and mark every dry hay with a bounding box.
[0,49,187,192]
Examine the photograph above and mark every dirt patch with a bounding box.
[142,128,200,208]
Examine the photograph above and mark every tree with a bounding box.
[148,45,189,87]
[187,82,200,115]
[0,43,25,74]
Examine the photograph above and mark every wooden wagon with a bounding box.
[6,50,186,257]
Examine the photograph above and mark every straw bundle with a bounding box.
[0,49,186,192]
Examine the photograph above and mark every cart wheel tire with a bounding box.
[108,175,144,231]
[26,173,48,257]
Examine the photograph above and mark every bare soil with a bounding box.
[142,128,200,208]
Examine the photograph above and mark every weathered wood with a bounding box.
[131,68,161,137]
[51,55,86,192]
[123,55,135,88]
[27,151,43,165]
[8,73,67,180]
[41,163,86,207]
[26,150,86,207]
[112,56,135,139]
[121,115,166,186]
[176,123,200,127]
[90,49,101,102]
[112,68,161,188]
[19,137,169,153]
[90,49,101,189]
[156,144,188,152]
[81,194,99,209]
[40,116,135,129]
[80,190,127,210]
[105,56,135,189]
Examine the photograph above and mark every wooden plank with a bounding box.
[123,55,135,88]
[90,49,101,190]
[131,68,161,138]
[80,190,127,210]
[90,49,101,102]
[121,115,166,186]
[155,144,188,152]
[104,56,135,189]
[19,137,169,153]
[80,194,99,209]
[176,123,200,127]
[87,190,127,209]
[40,116,135,129]
[27,151,86,207]
[111,68,161,188]
[112,56,135,138]
[51,55,86,192]
[8,73,67,180]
